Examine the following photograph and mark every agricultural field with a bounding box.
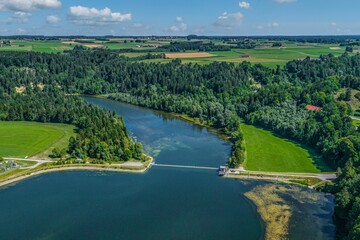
[0,38,349,67]
[142,43,347,68]
[61,37,171,50]
[0,40,73,53]
[241,124,332,173]
[165,52,215,59]
[0,121,76,158]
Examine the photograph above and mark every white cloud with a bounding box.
[14,12,32,22]
[2,11,31,24]
[268,22,280,28]
[331,22,337,27]
[133,23,143,28]
[16,28,25,33]
[257,22,280,30]
[169,17,187,32]
[14,11,31,19]
[47,15,60,24]
[68,6,132,25]
[213,12,244,29]
[0,0,61,12]
[239,1,250,9]
[273,0,296,3]
[169,22,187,32]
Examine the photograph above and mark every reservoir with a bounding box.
[0,97,334,240]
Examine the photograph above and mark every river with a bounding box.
[0,97,334,240]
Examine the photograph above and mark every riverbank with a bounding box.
[225,169,336,188]
[0,157,154,188]
[95,94,231,141]
[97,95,337,184]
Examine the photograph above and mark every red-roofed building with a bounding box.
[305,104,322,111]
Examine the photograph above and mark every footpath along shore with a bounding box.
[0,157,154,188]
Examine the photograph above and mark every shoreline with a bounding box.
[93,94,231,141]
[0,157,154,188]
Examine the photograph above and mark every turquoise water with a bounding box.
[0,97,334,240]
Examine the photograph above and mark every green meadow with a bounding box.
[0,121,76,158]
[241,124,332,173]
[0,40,73,53]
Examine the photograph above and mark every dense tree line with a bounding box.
[130,53,164,61]
[158,41,231,52]
[0,49,359,238]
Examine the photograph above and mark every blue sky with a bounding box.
[0,0,359,36]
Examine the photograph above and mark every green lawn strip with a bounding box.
[0,169,27,181]
[288,178,323,186]
[241,124,332,173]
[15,160,37,167]
[0,121,76,158]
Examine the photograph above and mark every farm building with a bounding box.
[305,104,322,111]
[241,54,250,58]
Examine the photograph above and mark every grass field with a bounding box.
[241,124,332,173]
[0,121,76,158]
[139,43,347,68]
[0,40,73,53]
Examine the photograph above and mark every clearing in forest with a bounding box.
[241,124,332,173]
[0,121,76,158]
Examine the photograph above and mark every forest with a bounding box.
[0,89,145,163]
[0,48,359,238]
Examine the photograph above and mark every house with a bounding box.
[305,104,322,111]
[241,54,250,58]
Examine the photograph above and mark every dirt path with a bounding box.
[227,168,336,181]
